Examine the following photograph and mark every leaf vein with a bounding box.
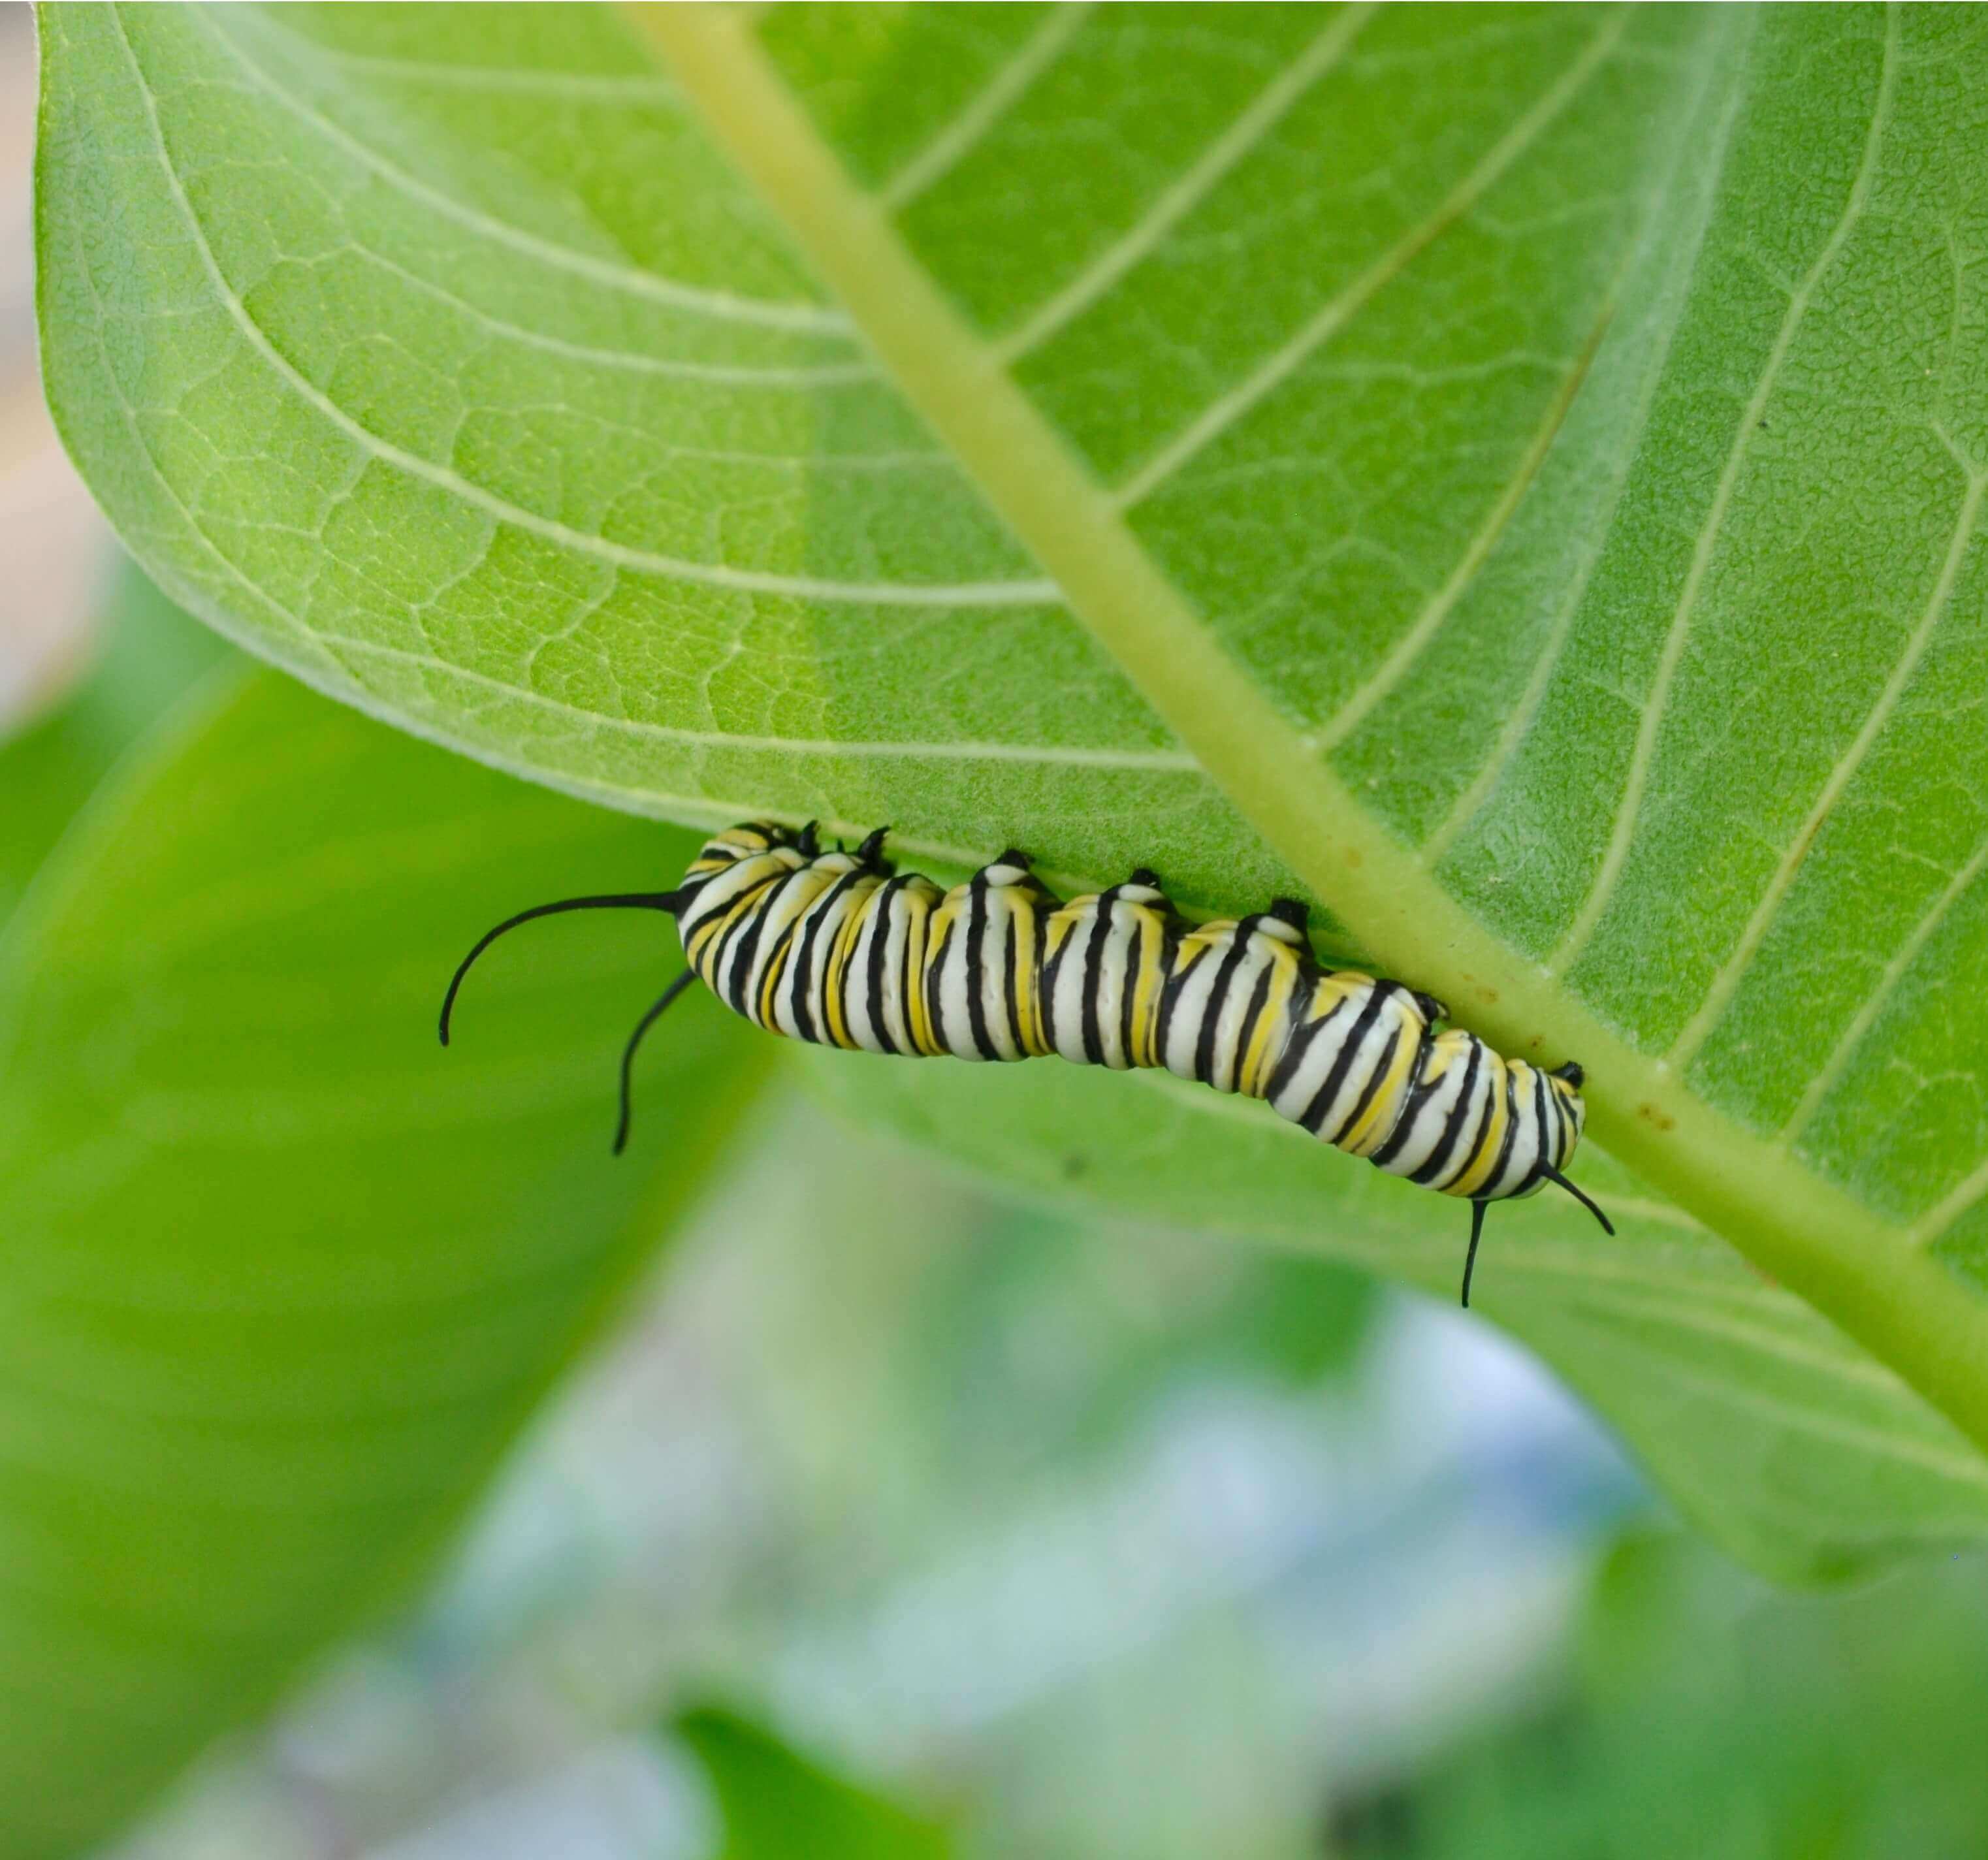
[1106,9,1631,512]
[197,5,852,334]
[119,13,1063,611]
[1669,456,1987,1069]
[1547,12,1902,977]
[991,3,1376,364]
[878,3,1096,212]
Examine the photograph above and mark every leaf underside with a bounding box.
[0,664,768,1857]
[31,3,1988,1565]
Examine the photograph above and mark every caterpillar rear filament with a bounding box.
[440,822,1612,1306]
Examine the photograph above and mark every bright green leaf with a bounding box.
[675,1703,954,1860]
[34,5,1988,1526]
[0,670,770,1859]
[0,561,228,933]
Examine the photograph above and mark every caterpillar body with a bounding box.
[441,821,1612,1306]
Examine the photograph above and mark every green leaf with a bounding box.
[1339,1530,1988,1858]
[0,561,229,934]
[801,1046,1988,1585]
[35,7,1988,1518]
[674,1704,954,1860]
[0,669,770,1859]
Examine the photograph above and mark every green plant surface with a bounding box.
[0,562,228,934]
[673,1704,954,1859]
[0,666,770,1859]
[33,6,1988,1533]
[801,1046,1988,1586]
[1333,1530,1988,1860]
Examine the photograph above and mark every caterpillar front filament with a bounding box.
[440,822,1612,1306]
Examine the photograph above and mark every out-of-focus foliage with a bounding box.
[0,611,770,1857]
[803,1048,1988,1586]
[1336,1531,1988,1860]
[673,1705,953,1859]
[0,562,225,931]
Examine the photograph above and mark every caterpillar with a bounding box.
[440,821,1612,1306]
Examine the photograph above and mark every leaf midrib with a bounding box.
[632,5,1988,1465]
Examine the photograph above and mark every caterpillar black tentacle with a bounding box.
[442,822,1611,1306]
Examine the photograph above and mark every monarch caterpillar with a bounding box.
[440,821,1612,1306]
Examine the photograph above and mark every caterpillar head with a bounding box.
[1548,1059,1586,1140]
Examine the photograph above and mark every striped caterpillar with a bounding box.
[441,822,1612,1306]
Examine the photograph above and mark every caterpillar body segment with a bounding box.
[441,820,1611,1306]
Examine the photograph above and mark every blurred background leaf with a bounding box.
[0,562,227,931]
[672,1704,953,1860]
[802,1048,1988,1586]
[0,629,773,1857]
[1332,1531,1988,1860]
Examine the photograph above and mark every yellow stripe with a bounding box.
[753,871,827,1028]
[1447,1059,1512,1198]
[1014,897,1050,1055]
[1128,912,1166,1068]
[686,882,769,985]
[1238,950,1299,1098]
[899,890,936,1054]
[822,880,879,1050]
[1340,1019,1434,1156]
[914,897,952,1054]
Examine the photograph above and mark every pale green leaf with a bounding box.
[0,668,770,1859]
[34,5,1988,1542]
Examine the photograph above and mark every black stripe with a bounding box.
[1266,993,1342,1103]
[1155,941,1189,1061]
[899,887,925,1057]
[1002,903,1025,1053]
[1300,983,1391,1134]
[1193,922,1256,1087]
[1080,901,1114,1067]
[1518,1070,1554,1191]
[921,910,952,1052]
[752,884,816,1028]
[1118,911,1147,1068]
[684,868,770,963]
[668,872,714,915]
[723,870,797,1018]
[1040,917,1072,1053]
[1339,1029,1407,1149]
[963,876,999,1059]
[864,878,906,1055]
[716,874,784,1012]
[1232,958,1278,1098]
[1478,1063,1523,1198]
[789,867,863,1045]
[1409,1039,1487,1184]
[1368,1018,1442,1162]
[1551,1078,1574,1164]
